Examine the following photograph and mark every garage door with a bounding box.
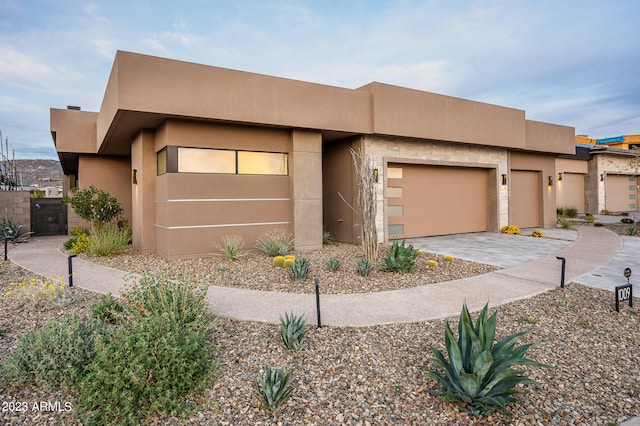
[511,171,540,228]
[386,163,488,238]
[606,175,638,212]
[559,173,585,213]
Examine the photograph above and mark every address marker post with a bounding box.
[616,268,633,312]
[68,254,77,287]
[314,277,322,328]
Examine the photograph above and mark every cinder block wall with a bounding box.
[0,191,32,231]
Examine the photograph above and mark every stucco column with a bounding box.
[290,130,323,251]
[130,130,156,253]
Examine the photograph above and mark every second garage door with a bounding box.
[606,175,638,212]
[386,163,488,238]
[510,170,541,228]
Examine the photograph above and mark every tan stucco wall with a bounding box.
[77,155,132,226]
[50,109,98,153]
[509,152,557,228]
[525,120,575,155]
[131,130,156,252]
[365,136,509,242]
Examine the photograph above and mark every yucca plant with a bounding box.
[256,229,294,256]
[427,303,549,418]
[327,257,340,272]
[289,257,310,281]
[217,234,244,262]
[380,240,419,273]
[280,312,307,352]
[357,258,372,277]
[255,365,295,414]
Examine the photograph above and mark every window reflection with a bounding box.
[238,151,288,175]
[177,148,236,174]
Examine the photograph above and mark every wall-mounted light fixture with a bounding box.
[558,172,563,181]
[373,168,379,183]
[132,169,138,185]
[501,174,507,185]
[600,173,604,182]
[548,175,553,186]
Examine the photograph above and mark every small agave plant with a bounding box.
[255,365,295,414]
[280,312,307,352]
[427,303,549,418]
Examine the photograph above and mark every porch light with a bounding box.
[132,169,138,185]
[373,168,379,183]
[501,174,507,185]
[600,174,604,182]
[558,172,563,181]
[548,176,553,186]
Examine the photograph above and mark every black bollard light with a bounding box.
[68,254,77,287]
[3,238,7,261]
[314,277,322,328]
[556,256,566,288]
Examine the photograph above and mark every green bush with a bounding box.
[558,218,573,229]
[63,236,78,250]
[322,230,335,246]
[380,240,419,273]
[327,257,340,272]
[78,273,218,425]
[71,232,90,254]
[290,257,310,281]
[0,314,97,392]
[556,207,565,217]
[256,229,294,256]
[629,226,639,236]
[217,234,244,262]
[280,312,308,352]
[64,185,123,230]
[255,365,295,414]
[88,222,131,256]
[89,293,124,325]
[564,207,578,218]
[357,258,372,277]
[584,213,595,222]
[427,303,548,418]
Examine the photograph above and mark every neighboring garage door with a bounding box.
[511,171,540,228]
[606,175,638,212]
[386,163,488,238]
[560,173,585,213]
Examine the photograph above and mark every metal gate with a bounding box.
[30,198,67,236]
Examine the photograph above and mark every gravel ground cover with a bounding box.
[1,257,639,425]
[85,243,500,294]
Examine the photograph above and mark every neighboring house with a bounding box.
[51,51,575,259]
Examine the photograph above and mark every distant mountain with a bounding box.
[11,159,63,187]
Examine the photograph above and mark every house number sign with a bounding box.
[615,268,633,312]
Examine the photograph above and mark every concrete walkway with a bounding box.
[7,225,622,326]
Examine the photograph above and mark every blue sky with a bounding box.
[1,0,639,159]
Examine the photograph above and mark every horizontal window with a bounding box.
[157,146,289,176]
[388,224,404,236]
[238,151,288,175]
[387,187,403,198]
[178,147,236,174]
[388,205,404,217]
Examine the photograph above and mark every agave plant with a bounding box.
[255,365,295,414]
[427,303,549,418]
[289,257,310,281]
[280,312,307,352]
[380,240,419,273]
[327,257,340,272]
[357,258,372,277]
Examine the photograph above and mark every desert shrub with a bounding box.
[621,217,635,224]
[63,236,77,250]
[380,240,419,274]
[426,259,438,268]
[594,222,604,227]
[71,232,91,254]
[4,276,69,309]
[322,230,335,246]
[444,255,454,263]
[0,314,97,391]
[255,365,295,414]
[217,235,244,262]
[564,207,578,218]
[584,213,595,222]
[500,225,521,235]
[427,303,549,418]
[532,229,544,238]
[256,229,294,256]
[87,222,131,256]
[71,226,87,237]
[89,293,124,325]
[1,217,32,242]
[357,258,372,277]
[290,257,310,281]
[78,273,218,425]
[556,207,565,217]
[600,209,611,215]
[280,312,307,352]
[64,185,123,230]
[327,257,340,272]
[558,218,572,229]
[629,226,639,236]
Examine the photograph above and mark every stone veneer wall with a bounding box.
[364,136,509,242]
[587,154,638,214]
[0,191,31,232]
